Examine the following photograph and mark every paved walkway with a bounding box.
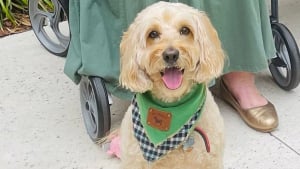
[1,1,300,168]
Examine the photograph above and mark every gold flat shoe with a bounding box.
[212,78,279,132]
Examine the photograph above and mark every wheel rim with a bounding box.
[29,0,69,55]
[271,28,292,86]
[80,79,99,137]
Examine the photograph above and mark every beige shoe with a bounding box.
[211,78,278,132]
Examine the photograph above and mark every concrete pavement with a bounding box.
[1,0,300,168]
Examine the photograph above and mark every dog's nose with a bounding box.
[163,47,179,64]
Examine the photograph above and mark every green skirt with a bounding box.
[64,0,275,99]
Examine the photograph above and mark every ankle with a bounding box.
[222,72,268,109]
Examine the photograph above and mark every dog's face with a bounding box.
[120,2,225,102]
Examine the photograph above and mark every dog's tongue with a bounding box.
[162,67,183,90]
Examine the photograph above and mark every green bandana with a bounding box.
[136,84,206,146]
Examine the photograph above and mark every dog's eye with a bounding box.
[149,31,160,39]
[180,27,190,35]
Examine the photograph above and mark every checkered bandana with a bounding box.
[132,95,203,162]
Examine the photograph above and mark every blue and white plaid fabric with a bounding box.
[132,95,202,162]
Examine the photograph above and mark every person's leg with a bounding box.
[216,71,278,132]
[222,72,267,109]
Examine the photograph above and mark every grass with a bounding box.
[0,0,54,36]
[0,0,28,30]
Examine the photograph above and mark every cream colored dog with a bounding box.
[119,2,225,169]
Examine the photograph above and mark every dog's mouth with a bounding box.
[160,67,184,90]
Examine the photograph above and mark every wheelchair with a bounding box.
[29,0,300,142]
[28,0,70,57]
[268,0,300,90]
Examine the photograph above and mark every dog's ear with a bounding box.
[119,23,153,93]
[193,12,225,83]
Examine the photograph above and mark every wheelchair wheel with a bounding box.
[80,76,111,141]
[269,22,300,90]
[29,0,70,57]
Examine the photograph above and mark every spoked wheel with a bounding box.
[29,0,70,57]
[80,76,111,142]
[269,22,300,90]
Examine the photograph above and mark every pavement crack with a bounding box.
[270,133,300,156]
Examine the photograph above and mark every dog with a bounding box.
[119,2,225,169]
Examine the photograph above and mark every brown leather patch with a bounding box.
[147,108,172,131]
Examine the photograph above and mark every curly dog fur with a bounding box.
[119,2,225,169]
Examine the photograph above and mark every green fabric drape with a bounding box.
[64,0,275,99]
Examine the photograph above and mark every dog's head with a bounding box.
[120,2,225,102]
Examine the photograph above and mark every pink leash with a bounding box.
[195,126,210,153]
